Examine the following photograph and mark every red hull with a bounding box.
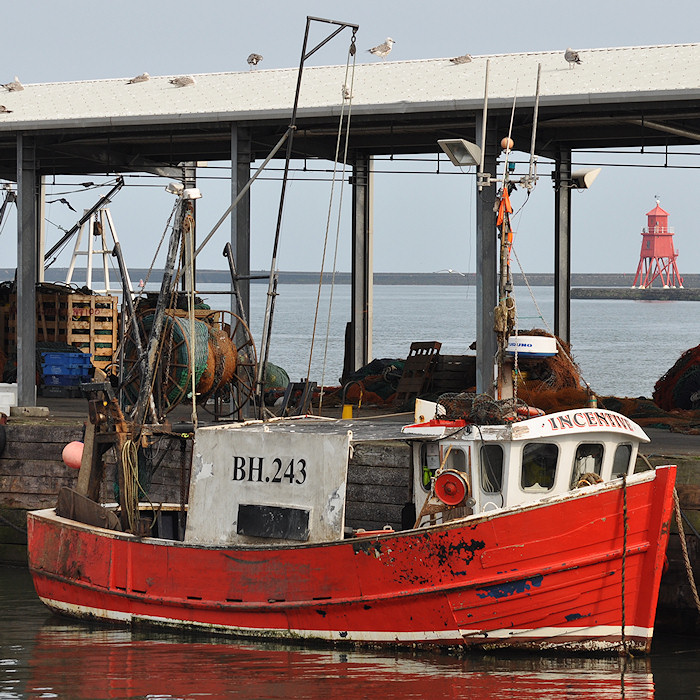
[27,467,675,653]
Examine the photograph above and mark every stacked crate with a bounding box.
[40,351,92,396]
[0,288,118,374]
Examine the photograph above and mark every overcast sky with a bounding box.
[1,0,699,277]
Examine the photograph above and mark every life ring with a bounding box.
[516,405,545,418]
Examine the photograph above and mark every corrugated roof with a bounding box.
[0,43,698,131]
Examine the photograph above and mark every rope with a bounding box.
[620,474,629,657]
[673,487,700,614]
[120,438,159,534]
[121,439,140,533]
[305,30,357,413]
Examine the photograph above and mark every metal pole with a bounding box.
[194,129,290,260]
[554,147,572,343]
[256,17,359,415]
[133,199,186,426]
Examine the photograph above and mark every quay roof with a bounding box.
[0,43,699,175]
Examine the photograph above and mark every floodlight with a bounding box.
[571,167,601,190]
[438,139,482,167]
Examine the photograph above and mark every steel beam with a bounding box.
[231,125,252,319]
[17,135,37,406]
[475,116,499,396]
[554,147,572,343]
[350,154,373,372]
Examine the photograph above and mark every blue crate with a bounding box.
[40,351,92,369]
[43,374,81,386]
[41,365,90,377]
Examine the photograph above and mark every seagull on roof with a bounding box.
[169,75,195,87]
[449,53,472,65]
[0,106,12,114]
[3,76,23,92]
[368,38,395,60]
[564,48,581,68]
[247,53,263,69]
[127,72,150,84]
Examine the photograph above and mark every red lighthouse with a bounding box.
[632,200,683,289]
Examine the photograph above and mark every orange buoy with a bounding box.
[434,469,469,506]
[62,441,84,469]
[501,136,514,150]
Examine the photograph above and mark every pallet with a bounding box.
[1,290,118,371]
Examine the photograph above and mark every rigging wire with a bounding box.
[306,31,357,414]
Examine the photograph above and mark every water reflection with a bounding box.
[18,620,654,700]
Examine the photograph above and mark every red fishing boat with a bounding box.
[27,401,675,654]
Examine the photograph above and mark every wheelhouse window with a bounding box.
[480,445,503,493]
[446,448,467,472]
[521,442,558,492]
[612,444,633,477]
[570,443,604,488]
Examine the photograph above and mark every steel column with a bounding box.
[475,117,499,395]
[37,176,45,282]
[17,135,38,406]
[554,147,572,343]
[350,154,373,372]
[231,125,252,319]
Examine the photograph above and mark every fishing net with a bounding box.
[653,344,700,411]
[437,392,531,424]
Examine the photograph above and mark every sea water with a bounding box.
[232,283,698,398]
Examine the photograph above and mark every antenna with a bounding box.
[477,59,490,191]
[525,63,542,190]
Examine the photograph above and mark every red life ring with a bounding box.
[516,405,545,418]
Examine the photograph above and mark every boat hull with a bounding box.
[27,466,675,654]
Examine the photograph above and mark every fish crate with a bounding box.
[40,350,93,384]
[64,295,118,371]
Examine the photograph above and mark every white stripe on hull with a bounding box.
[39,596,652,650]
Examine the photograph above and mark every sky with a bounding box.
[1,0,700,277]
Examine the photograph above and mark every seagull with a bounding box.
[368,38,395,60]
[0,106,12,113]
[169,75,195,87]
[3,76,23,92]
[47,197,76,212]
[449,54,472,65]
[247,53,263,69]
[341,84,352,100]
[127,72,150,84]
[564,48,581,68]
